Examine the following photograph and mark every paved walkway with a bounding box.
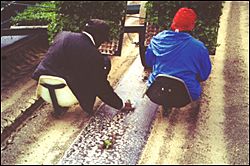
[58,55,159,165]
[59,1,249,165]
[138,1,249,164]
[215,1,249,164]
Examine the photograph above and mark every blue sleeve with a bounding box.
[197,46,212,82]
[145,44,156,68]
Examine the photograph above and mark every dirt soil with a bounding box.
[1,28,140,165]
[1,1,249,165]
[1,3,143,164]
[138,1,249,165]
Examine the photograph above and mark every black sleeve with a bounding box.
[95,56,123,110]
[64,33,123,110]
[97,78,123,110]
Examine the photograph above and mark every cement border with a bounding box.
[58,55,159,165]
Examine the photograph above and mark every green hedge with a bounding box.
[11,1,127,44]
[11,1,57,26]
[51,1,127,43]
[145,1,224,55]
[10,1,58,43]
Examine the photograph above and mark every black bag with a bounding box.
[145,75,192,108]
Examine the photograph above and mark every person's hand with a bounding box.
[120,99,135,112]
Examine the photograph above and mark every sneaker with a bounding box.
[51,107,68,118]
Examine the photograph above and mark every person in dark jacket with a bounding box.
[32,19,133,116]
[145,8,212,112]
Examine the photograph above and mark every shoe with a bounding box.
[51,107,68,118]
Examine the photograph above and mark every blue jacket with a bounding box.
[146,30,211,101]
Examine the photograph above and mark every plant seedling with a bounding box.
[103,139,112,149]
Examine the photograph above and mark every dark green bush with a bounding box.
[11,1,127,44]
[54,1,127,41]
[10,1,58,43]
[11,1,57,26]
[145,1,224,55]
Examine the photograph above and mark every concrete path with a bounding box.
[58,55,159,165]
[59,1,249,165]
[138,1,249,165]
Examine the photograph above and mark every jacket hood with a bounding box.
[150,30,192,57]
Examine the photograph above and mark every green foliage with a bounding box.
[10,1,59,43]
[11,1,57,26]
[145,1,224,54]
[103,139,112,149]
[10,1,126,44]
[55,1,127,40]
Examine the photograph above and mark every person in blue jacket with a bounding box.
[145,8,212,112]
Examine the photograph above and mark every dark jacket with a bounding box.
[32,31,123,113]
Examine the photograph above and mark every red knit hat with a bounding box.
[171,7,197,32]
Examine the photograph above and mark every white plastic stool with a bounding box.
[36,75,78,114]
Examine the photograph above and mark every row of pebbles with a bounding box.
[60,110,135,165]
